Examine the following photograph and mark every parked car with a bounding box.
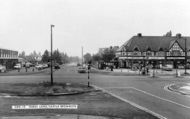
[178,65,184,69]
[0,65,6,73]
[78,67,86,73]
[42,64,48,69]
[35,64,43,70]
[77,63,81,66]
[162,64,173,71]
[14,64,21,69]
[54,64,60,69]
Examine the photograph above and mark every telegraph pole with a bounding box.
[50,24,55,85]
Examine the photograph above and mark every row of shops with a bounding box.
[0,48,18,69]
[119,56,187,69]
[116,33,190,70]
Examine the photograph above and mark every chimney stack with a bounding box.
[176,33,182,38]
[137,33,142,37]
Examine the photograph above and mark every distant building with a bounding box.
[98,46,119,54]
[0,48,18,69]
[116,33,190,69]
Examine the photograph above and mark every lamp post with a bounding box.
[50,24,54,85]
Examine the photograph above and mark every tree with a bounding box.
[18,51,26,59]
[84,53,92,64]
[92,53,101,62]
[164,31,172,37]
[53,49,62,64]
[42,50,50,63]
[68,56,80,63]
[24,50,40,63]
[102,48,115,63]
[61,52,69,64]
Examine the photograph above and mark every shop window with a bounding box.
[133,52,141,56]
[188,51,190,56]
[146,51,153,56]
[156,52,165,56]
[171,50,182,56]
[128,52,133,56]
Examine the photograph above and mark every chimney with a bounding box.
[176,33,182,38]
[137,33,142,37]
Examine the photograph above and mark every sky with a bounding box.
[0,0,190,57]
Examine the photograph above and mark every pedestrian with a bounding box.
[139,65,142,75]
[110,65,113,71]
[146,67,149,74]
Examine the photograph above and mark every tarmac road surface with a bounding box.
[0,65,190,119]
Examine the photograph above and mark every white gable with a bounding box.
[169,42,184,56]
[169,42,183,52]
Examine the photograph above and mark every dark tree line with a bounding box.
[83,46,117,65]
[41,49,69,64]
[19,51,41,64]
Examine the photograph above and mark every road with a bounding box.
[0,65,190,119]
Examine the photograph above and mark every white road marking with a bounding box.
[163,84,190,98]
[92,85,167,119]
[104,86,190,109]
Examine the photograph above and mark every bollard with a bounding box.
[178,71,181,77]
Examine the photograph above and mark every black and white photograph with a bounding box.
[0,0,190,119]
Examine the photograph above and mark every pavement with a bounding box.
[93,67,190,78]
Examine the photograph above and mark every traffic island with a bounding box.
[0,69,49,76]
[167,83,190,95]
[0,82,96,96]
[0,86,160,119]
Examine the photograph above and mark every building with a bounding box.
[98,46,119,54]
[0,48,18,69]
[116,33,190,69]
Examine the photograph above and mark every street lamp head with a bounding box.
[51,24,55,27]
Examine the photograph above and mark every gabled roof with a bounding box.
[122,35,190,52]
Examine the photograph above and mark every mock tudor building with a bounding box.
[116,33,190,69]
[0,48,18,69]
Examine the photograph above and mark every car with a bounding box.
[162,64,173,71]
[35,64,43,70]
[14,64,21,69]
[77,63,81,66]
[54,64,60,69]
[0,65,6,73]
[78,67,86,73]
[25,62,31,68]
[178,65,184,69]
[42,64,48,69]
